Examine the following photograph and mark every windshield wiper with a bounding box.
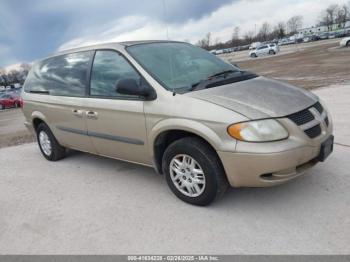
[29,90,50,94]
[188,70,256,92]
[189,70,242,91]
[207,69,240,79]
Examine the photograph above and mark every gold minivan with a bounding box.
[22,41,334,205]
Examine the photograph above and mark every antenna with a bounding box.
[162,0,169,40]
[161,0,175,95]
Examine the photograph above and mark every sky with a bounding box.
[0,0,349,68]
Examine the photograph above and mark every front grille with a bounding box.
[304,124,322,138]
[287,102,328,139]
[288,109,315,126]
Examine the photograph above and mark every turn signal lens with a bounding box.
[227,123,245,140]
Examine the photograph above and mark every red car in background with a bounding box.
[0,93,22,110]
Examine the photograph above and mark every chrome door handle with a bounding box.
[86,111,98,119]
[72,109,83,118]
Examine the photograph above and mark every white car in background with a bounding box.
[340,37,350,47]
[249,43,279,58]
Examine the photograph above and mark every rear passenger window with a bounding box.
[90,50,140,98]
[24,51,93,96]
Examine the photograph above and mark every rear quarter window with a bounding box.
[24,51,93,96]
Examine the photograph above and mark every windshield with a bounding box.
[126,42,242,92]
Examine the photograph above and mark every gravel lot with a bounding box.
[224,38,350,89]
[0,109,34,148]
[0,85,349,254]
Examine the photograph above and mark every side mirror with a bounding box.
[116,78,156,100]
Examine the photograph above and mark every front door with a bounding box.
[84,50,151,165]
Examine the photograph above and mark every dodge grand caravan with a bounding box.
[22,41,334,206]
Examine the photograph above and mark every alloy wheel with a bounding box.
[169,154,206,197]
[39,131,52,156]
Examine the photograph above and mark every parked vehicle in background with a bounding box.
[310,35,321,41]
[13,83,22,89]
[319,32,329,40]
[328,32,336,39]
[249,43,279,58]
[340,37,350,47]
[0,86,5,92]
[303,37,311,43]
[0,93,22,110]
[335,31,346,38]
[278,38,294,46]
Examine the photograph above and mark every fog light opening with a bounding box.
[260,173,273,179]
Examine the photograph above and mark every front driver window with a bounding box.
[90,50,140,98]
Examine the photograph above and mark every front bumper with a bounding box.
[218,115,333,188]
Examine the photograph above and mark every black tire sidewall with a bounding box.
[36,123,65,161]
[163,139,222,206]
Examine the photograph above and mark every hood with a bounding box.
[186,76,318,119]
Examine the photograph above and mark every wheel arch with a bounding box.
[149,119,223,174]
[31,111,48,132]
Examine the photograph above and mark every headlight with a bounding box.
[227,119,288,142]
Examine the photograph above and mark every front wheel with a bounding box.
[269,50,275,55]
[162,137,228,206]
[250,53,257,58]
[36,123,66,161]
[346,41,350,47]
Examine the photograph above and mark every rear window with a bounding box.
[24,51,93,96]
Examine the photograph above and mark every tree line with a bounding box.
[0,64,31,86]
[197,3,350,50]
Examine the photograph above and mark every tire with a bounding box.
[250,53,257,58]
[14,102,19,108]
[36,122,66,161]
[269,50,275,55]
[0,104,4,110]
[162,137,229,206]
[346,41,350,47]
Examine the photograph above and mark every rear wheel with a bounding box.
[346,41,350,47]
[250,53,257,58]
[36,123,66,161]
[0,104,4,110]
[162,137,228,206]
[14,101,20,108]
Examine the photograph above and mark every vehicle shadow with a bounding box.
[64,148,339,212]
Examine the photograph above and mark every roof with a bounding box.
[38,40,183,62]
[119,40,181,46]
